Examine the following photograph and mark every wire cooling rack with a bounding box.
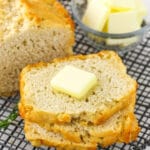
[0,1,150,150]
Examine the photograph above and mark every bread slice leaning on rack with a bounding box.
[0,0,74,96]
[26,92,140,145]
[19,51,137,125]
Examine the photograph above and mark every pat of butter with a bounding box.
[107,11,140,45]
[108,11,140,34]
[110,0,136,11]
[82,0,110,31]
[50,65,97,99]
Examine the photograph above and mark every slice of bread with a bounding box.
[19,51,137,125]
[28,92,140,145]
[0,0,74,96]
[24,109,140,149]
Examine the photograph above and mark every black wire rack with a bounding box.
[0,1,150,150]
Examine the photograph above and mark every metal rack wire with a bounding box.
[0,1,150,150]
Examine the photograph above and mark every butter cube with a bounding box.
[82,0,110,31]
[50,65,97,99]
[110,0,136,11]
[108,11,140,33]
[107,11,140,45]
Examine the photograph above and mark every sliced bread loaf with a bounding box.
[19,51,137,125]
[28,92,140,145]
[0,0,74,96]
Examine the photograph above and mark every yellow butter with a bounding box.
[50,65,97,99]
[108,11,140,34]
[107,11,140,45]
[82,0,110,31]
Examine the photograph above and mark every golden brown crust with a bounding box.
[20,0,75,49]
[53,1,75,31]
[119,112,141,143]
[21,0,74,30]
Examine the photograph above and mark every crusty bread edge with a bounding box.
[53,0,75,31]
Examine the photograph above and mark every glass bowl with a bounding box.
[71,0,150,53]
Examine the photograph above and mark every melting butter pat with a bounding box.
[50,65,97,99]
[82,0,110,31]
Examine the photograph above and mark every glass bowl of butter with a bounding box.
[71,0,150,52]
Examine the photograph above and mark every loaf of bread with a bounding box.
[19,51,137,125]
[27,92,140,145]
[0,0,74,96]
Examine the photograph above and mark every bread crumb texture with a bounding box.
[0,0,74,96]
